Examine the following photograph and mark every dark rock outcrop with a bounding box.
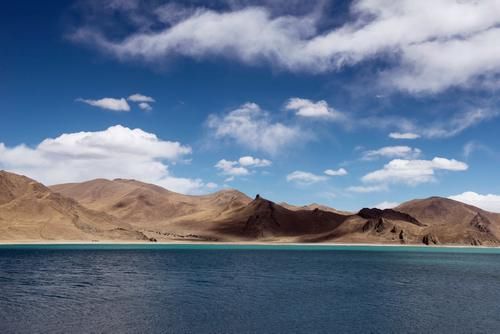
[362,218,386,233]
[358,208,424,226]
[422,234,439,245]
[470,213,491,233]
[399,230,406,243]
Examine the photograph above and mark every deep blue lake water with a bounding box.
[1,245,500,333]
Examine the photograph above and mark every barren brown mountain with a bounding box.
[396,197,500,246]
[0,171,147,241]
[51,178,254,241]
[1,170,499,245]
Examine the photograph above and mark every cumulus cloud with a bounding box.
[285,98,345,121]
[362,146,421,160]
[374,201,399,209]
[215,155,271,180]
[286,171,328,185]
[362,157,468,186]
[0,125,213,194]
[238,156,271,167]
[72,0,500,93]
[128,93,155,102]
[207,102,307,155]
[389,132,420,140]
[324,168,347,176]
[77,97,130,111]
[449,191,500,213]
[215,159,250,176]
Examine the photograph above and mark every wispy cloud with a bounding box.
[346,185,388,193]
[286,171,328,185]
[383,109,499,139]
[128,93,155,110]
[128,93,155,103]
[138,102,152,111]
[421,109,499,139]
[72,1,500,93]
[362,146,421,160]
[77,97,130,112]
[389,132,420,140]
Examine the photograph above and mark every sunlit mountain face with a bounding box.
[1,0,500,212]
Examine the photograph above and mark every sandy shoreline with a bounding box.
[0,240,499,249]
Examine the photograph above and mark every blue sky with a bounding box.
[1,0,500,211]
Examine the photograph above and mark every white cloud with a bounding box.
[383,26,500,93]
[389,132,420,140]
[362,146,421,160]
[287,167,347,185]
[285,98,345,121]
[127,93,155,110]
[385,109,499,140]
[77,97,130,111]
[462,140,497,159]
[238,156,272,167]
[215,155,272,179]
[205,182,218,189]
[73,1,500,93]
[449,191,500,213]
[0,125,213,194]
[215,159,249,176]
[324,168,347,176]
[346,185,388,193]
[421,109,499,139]
[127,93,155,103]
[286,171,328,185]
[138,102,152,111]
[362,157,468,186]
[374,201,399,209]
[207,102,307,155]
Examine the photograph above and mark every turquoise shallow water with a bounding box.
[1,244,500,333]
[2,243,500,253]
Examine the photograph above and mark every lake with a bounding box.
[1,244,499,333]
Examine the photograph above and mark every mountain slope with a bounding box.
[51,179,252,226]
[396,197,500,246]
[2,171,500,246]
[0,171,147,241]
[208,195,350,241]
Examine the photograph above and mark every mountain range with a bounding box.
[1,170,499,246]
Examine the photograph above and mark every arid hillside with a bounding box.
[1,170,498,246]
[0,171,147,241]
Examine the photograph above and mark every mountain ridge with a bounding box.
[1,170,499,246]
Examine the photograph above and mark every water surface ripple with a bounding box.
[0,246,499,333]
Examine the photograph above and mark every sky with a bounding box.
[1,0,500,212]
